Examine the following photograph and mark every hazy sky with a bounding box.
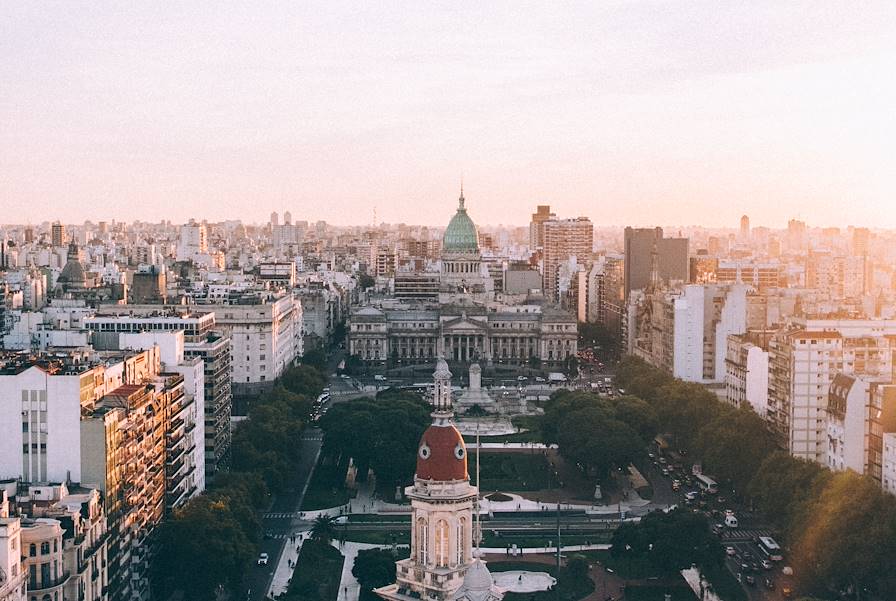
[2,2,895,228]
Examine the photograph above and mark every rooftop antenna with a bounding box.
[373,205,377,228]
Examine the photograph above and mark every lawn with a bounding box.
[301,454,352,510]
[478,452,552,492]
[282,539,344,601]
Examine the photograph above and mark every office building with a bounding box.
[528,205,554,250]
[542,217,593,302]
[623,227,689,298]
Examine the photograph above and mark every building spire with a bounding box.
[459,179,465,210]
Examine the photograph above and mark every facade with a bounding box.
[767,319,896,462]
[348,305,577,367]
[375,360,503,601]
[16,482,109,601]
[175,222,208,262]
[724,334,769,416]
[542,217,593,303]
[87,307,232,480]
[630,284,747,383]
[0,348,198,601]
[0,491,25,601]
[528,205,554,250]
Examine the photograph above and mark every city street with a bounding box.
[244,430,322,601]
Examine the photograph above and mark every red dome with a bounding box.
[415,424,468,481]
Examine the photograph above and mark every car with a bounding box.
[711,525,723,536]
[745,575,756,586]
[716,496,727,504]
[726,546,736,556]
[761,560,773,570]
[741,562,751,573]
[661,469,670,477]
[535,377,546,382]
[257,552,269,566]
[764,578,775,590]
[685,491,699,501]
[517,375,528,381]
[647,452,655,459]
[725,509,734,516]
[322,386,330,392]
[340,374,351,379]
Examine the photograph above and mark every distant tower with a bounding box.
[51,222,66,247]
[740,215,750,241]
[283,211,292,226]
[270,211,279,227]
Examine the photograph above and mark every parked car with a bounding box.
[726,546,736,556]
[761,560,773,570]
[745,575,756,586]
[764,578,775,590]
[257,553,269,566]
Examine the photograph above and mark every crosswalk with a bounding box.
[264,531,308,540]
[264,511,306,519]
[721,528,772,542]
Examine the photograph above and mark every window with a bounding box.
[41,542,50,555]
[435,520,449,567]
[30,543,36,557]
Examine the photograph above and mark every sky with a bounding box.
[2,1,896,229]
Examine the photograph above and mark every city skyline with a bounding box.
[3,2,896,227]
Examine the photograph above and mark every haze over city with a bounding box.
[3,2,896,227]
[4,5,896,601]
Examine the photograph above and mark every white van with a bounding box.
[725,515,739,528]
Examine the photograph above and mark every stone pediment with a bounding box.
[442,317,488,332]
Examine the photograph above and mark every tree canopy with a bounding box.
[541,390,657,479]
[319,394,431,489]
[611,508,723,575]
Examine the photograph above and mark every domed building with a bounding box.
[54,239,88,295]
[440,188,491,302]
[375,359,504,601]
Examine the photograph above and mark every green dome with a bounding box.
[443,193,479,253]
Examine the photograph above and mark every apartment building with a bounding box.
[542,217,593,302]
[0,491,25,601]
[725,334,769,416]
[767,318,896,463]
[629,284,747,383]
[88,308,232,480]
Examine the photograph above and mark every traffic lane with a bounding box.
[723,540,783,601]
[245,432,323,601]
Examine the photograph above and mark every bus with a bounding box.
[695,474,719,494]
[758,536,784,562]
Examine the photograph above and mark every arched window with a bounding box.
[40,542,50,555]
[457,517,466,565]
[435,520,449,567]
[416,518,427,565]
[29,543,36,557]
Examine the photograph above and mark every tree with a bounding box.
[302,347,329,370]
[541,391,651,479]
[152,496,256,601]
[611,508,722,575]
[311,515,337,544]
[357,272,375,289]
[352,549,398,600]
[280,364,327,397]
[319,395,431,490]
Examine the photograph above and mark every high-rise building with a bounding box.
[528,205,554,250]
[270,211,279,227]
[176,221,208,261]
[623,227,689,299]
[24,227,34,244]
[283,211,292,225]
[51,222,66,247]
[542,217,593,302]
[739,214,750,241]
[767,319,896,462]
